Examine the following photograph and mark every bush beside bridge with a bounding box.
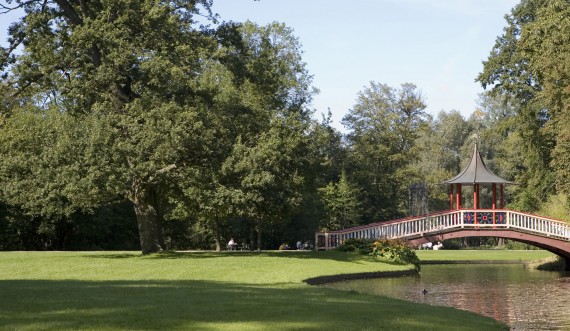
[338,238,421,271]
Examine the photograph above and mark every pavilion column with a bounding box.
[492,183,497,224]
[449,184,454,210]
[456,184,462,210]
[473,184,479,210]
[477,184,481,209]
[492,183,497,209]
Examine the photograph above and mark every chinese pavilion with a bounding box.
[444,144,516,215]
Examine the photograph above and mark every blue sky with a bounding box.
[209,0,519,130]
[0,0,519,131]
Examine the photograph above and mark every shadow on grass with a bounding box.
[0,279,505,330]
[84,250,393,265]
[84,251,413,270]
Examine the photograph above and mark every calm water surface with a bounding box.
[324,264,570,330]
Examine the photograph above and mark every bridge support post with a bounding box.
[564,256,570,271]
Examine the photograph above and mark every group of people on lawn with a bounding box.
[279,240,312,250]
[227,237,312,251]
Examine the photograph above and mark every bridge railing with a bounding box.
[315,209,570,250]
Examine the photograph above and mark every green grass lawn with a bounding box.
[0,250,510,330]
[417,249,554,261]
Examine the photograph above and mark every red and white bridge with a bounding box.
[316,145,570,269]
[315,209,570,269]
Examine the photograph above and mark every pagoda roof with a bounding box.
[443,144,516,185]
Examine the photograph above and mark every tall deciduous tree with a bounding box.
[479,0,570,211]
[342,82,427,222]
[518,0,570,195]
[318,170,361,231]
[168,20,316,250]
[0,0,217,254]
[477,0,557,211]
[413,110,472,211]
[221,116,306,250]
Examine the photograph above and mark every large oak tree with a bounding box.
[0,0,218,254]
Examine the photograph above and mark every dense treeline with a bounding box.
[0,0,569,253]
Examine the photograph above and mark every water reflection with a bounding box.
[324,264,570,330]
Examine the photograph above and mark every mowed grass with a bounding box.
[0,250,508,330]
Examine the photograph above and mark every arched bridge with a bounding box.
[315,209,570,270]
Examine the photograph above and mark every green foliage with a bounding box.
[0,3,320,253]
[441,239,463,250]
[370,239,421,272]
[343,82,428,221]
[5,0,570,253]
[413,110,473,211]
[337,238,375,253]
[318,170,361,231]
[477,0,570,213]
[338,238,421,271]
[0,108,119,218]
[518,0,570,197]
[220,115,307,249]
[536,194,570,222]
[0,0,220,253]
[503,240,541,250]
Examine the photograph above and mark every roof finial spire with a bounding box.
[471,133,480,149]
[443,137,515,185]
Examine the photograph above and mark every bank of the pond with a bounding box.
[421,259,529,265]
[304,250,555,285]
[416,249,554,262]
[416,249,557,269]
[303,269,418,285]
[0,250,507,330]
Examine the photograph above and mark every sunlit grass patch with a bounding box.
[0,250,510,330]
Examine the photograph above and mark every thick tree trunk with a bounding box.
[214,217,222,252]
[150,187,166,249]
[256,223,262,251]
[130,182,164,255]
[497,238,504,248]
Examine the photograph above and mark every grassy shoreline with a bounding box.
[0,250,516,330]
[416,249,554,262]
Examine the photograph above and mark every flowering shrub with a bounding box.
[338,238,421,272]
[371,239,421,272]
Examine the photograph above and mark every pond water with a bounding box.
[324,264,570,330]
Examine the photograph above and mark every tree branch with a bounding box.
[53,0,83,25]
[10,74,43,98]
[148,164,177,184]
[0,37,23,67]
[0,0,40,14]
